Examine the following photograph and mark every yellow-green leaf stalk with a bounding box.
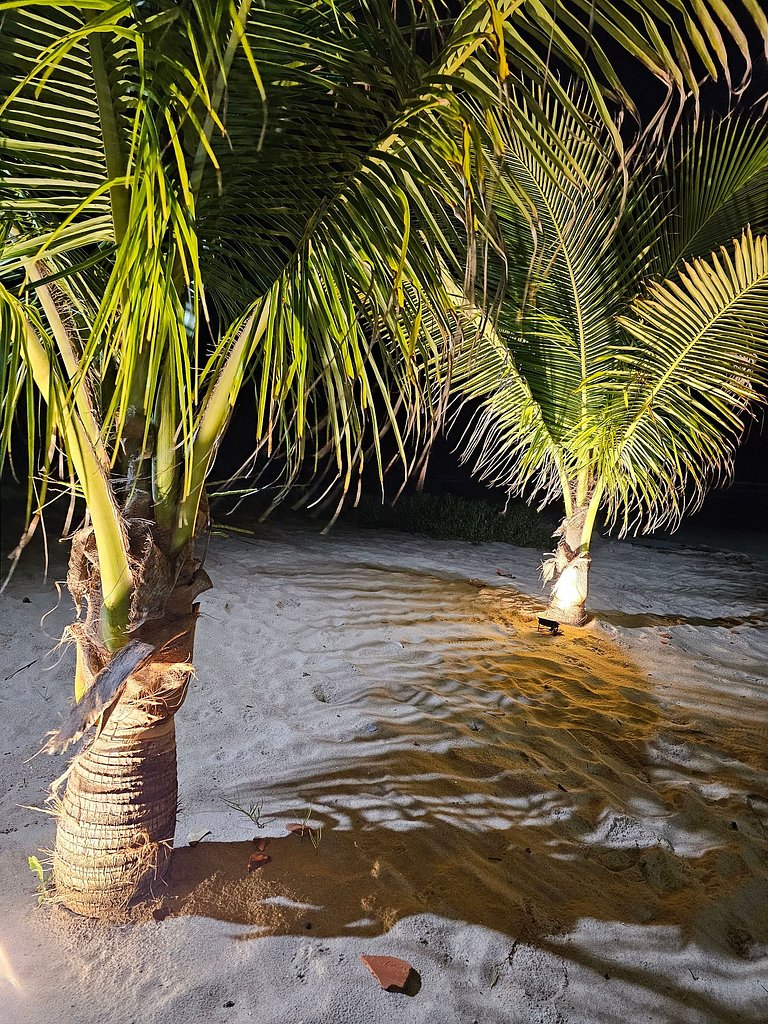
[21,319,132,651]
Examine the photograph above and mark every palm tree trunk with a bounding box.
[543,504,591,626]
[52,526,208,918]
[53,680,182,917]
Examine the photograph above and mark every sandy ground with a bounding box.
[1,517,767,1024]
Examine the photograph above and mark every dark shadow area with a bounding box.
[163,562,768,1023]
[591,608,768,630]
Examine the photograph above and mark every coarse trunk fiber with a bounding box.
[544,504,591,627]
[52,617,197,918]
[53,679,180,916]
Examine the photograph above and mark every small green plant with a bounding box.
[27,854,48,906]
[302,806,323,851]
[224,798,271,830]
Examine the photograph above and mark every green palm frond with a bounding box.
[450,301,569,508]
[492,85,624,423]
[668,118,768,265]
[452,82,626,499]
[450,0,765,138]
[0,278,133,639]
[0,6,110,202]
[0,1,477,594]
[0,5,113,259]
[165,3,482,532]
[622,115,768,288]
[610,228,768,531]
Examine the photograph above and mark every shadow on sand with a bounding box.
[165,564,768,1023]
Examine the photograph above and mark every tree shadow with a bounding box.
[591,608,768,629]
[170,562,768,1022]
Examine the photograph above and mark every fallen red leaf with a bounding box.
[247,853,271,872]
[253,837,271,851]
[360,954,413,991]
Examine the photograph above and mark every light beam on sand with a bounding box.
[0,943,23,994]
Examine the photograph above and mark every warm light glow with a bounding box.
[552,563,586,609]
[0,943,22,995]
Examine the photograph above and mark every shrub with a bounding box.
[355,492,553,547]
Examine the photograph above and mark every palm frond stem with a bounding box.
[171,295,271,554]
[85,15,129,242]
[20,315,131,649]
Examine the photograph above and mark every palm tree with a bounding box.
[451,86,768,626]
[0,1,760,917]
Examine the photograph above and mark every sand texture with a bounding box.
[1,520,767,1023]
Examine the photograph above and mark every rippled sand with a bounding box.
[1,520,767,1023]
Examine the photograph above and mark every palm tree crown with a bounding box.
[452,85,768,622]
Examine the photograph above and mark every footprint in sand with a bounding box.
[507,943,569,1022]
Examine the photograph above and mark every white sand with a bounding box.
[1,519,767,1023]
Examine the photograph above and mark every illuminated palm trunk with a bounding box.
[543,503,592,626]
[53,680,182,917]
[52,526,206,918]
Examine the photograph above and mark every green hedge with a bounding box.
[355,492,553,548]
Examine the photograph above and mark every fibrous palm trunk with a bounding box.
[51,522,209,918]
[543,504,591,626]
[54,707,179,916]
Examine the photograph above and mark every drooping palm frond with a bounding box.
[186,4,474,502]
[609,228,768,531]
[451,83,626,503]
[448,0,766,141]
[1,3,465,511]
[450,304,569,509]
[621,114,768,290]
[0,4,273,632]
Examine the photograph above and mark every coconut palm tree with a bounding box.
[0,0,482,919]
[451,86,768,625]
[0,1,760,918]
